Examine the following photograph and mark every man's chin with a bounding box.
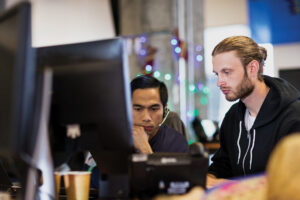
[147,128,159,139]
[225,95,238,102]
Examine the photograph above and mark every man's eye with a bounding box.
[151,107,159,111]
[224,71,230,75]
[134,108,142,111]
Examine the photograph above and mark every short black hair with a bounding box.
[130,75,168,108]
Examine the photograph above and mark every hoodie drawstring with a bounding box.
[237,121,242,164]
[249,129,256,170]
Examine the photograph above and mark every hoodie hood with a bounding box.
[237,75,300,129]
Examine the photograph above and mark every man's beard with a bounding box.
[225,75,254,102]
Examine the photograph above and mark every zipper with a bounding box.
[242,131,251,175]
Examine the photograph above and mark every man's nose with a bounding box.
[217,75,225,87]
[142,110,151,122]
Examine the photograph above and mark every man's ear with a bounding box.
[247,60,259,79]
[163,103,168,117]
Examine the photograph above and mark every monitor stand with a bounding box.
[24,69,55,200]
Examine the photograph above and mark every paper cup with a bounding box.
[63,171,91,200]
[54,172,63,200]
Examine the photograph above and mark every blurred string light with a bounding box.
[136,73,142,77]
[164,73,172,81]
[174,46,181,54]
[170,36,180,60]
[145,64,152,73]
[188,84,197,93]
[195,45,203,52]
[187,109,199,118]
[139,49,147,56]
[135,70,209,106]
[153,71,161,78]
[136,35,148,60]
[194,45,204,68]
[202,86,210,95]
[187,110,194,118]
[194,109,199,116]
[139,35,147,43]
[197,82,204,91]
[133,36,209,110]
[188,139,197,145]
[196,55,203,62]
[134,36,204,76]
[171,38,178,46]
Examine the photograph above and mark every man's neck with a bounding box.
[242,81,270,117]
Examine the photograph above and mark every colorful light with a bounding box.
[195,45,203,52]
[202,86,210,95]
[188,84,197,93]
[197,82,204,91]
[140,49,146,56]
[140,35,147,43]
[196,55,203,62]
[171,38,178,46]
[187,109,199,118]
[164,73,172,81]
[188,139,197,145]
[175,47,181,54]
[153,71,161,78]
[136,73,142,77]
[194,109,199,116]
[145,64,152,72]
[187,110,194,118]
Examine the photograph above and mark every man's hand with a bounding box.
[132,124,153,154]
[206,174,229,189]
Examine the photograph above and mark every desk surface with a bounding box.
[204,142,220,154]
[204,142,220,150]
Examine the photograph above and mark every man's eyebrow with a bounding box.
[213,67,232,74]
[221,68,233,73]
[150,104,161,107]
[133,104,143,107]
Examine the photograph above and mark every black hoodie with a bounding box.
[208,75,300,178]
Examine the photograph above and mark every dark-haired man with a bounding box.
[86,75,189,188]
[131,75,189,153]
[207,36,300,187]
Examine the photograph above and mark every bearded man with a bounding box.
[207,36,300,188]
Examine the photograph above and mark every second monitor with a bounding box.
[37,38,135,197]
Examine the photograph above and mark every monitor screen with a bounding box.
[279,68,300,91]
[37,38,134,175]
[0,2,36,163]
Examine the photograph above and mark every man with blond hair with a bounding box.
[207,36,300,187]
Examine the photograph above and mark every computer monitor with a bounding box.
[0,1,36,162]
[37,38,135,197]
[0,2,48,199]
[279,69,300,91]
